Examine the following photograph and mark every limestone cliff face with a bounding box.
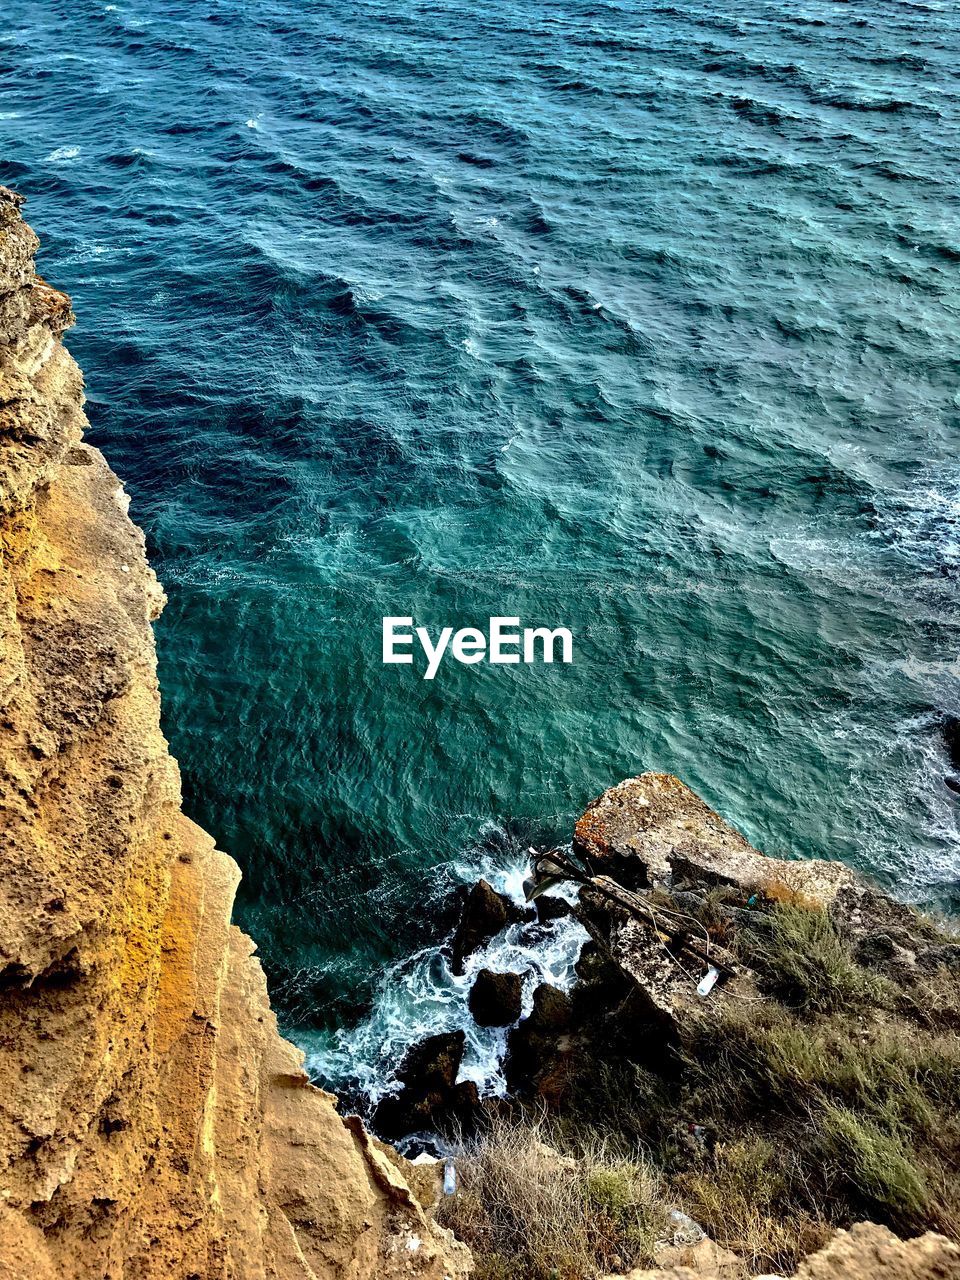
[0,187,469,1280]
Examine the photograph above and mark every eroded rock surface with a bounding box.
[566,772,951,1044]
[622,1223,960,1279]
[0,188,470,1280]
[574,773,856,905]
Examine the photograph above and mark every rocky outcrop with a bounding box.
[504,983,577,1105]
[497,776,960,1274]
[567,772,949,1044]
[574,773,857,905]
[450,879,530,975]
[787,1223,960,1279]
[533,894,570,924]
[373,1033,479,1141]
[0,188,469,1279]
[625,1223,960,1279]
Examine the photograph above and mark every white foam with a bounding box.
[888,464,960,571]
[304,853,587,1107]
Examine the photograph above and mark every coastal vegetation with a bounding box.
[428,778,960,1279]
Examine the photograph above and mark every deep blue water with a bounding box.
[3,0,960,1092]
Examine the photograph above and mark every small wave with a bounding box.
[45,145,80,162]
[104,148,152,169]
[461,111,529,150]
[730,95,788,129]
[555,78,603,96]
[882,465,960,574]
[814,91,939,119]
[703,51,803,89]
[856,51,930,73]
[457,151,496,169]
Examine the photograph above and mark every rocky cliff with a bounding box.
[0,187,469,1279]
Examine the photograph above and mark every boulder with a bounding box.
[372,1031,479,1139]
[652,1237,746,1278]
[469,969,524,1026]
[614,1224,960,1278]
[535,894,572,923]
[525,982,573,1033]
[450,879,531,974]
[505,983,578,1104]
[574,773,857,907]
[791,1223,960,1279]
[396,1031,464,1093]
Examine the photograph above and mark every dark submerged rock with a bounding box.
[943,713,960,770]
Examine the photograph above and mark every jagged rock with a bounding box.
[373,1031,479,1139]
[574,773,857,906]
[790,1222,960,1278]
[0,189,470,1280]
[527,982,573,1032]
[917,941,960,972]
[505,983,579,1104]
[652,1237,747,1278]
[568,773,952,1042]
[469,969,524,1026]
[535,894,572,923]
[400,1031,465,1093]
[617,1224,960,1279]
[450,878,530,974]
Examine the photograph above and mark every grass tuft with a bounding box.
[818,1104,929,1224]
[739,903,890,1013]
[437,1114,667,1280]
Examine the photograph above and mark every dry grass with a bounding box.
[436,1113,667,1280]
[674,1138,832,1272]
[673,907,960,1264]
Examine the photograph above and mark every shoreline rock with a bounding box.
[469,968,524,1027]
[437,776,960,1278]
[373,1031,480,1140]
[450,877,532,974]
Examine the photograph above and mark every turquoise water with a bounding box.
[4,0,960,1092]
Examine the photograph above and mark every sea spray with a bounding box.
[302,855,588,1111]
